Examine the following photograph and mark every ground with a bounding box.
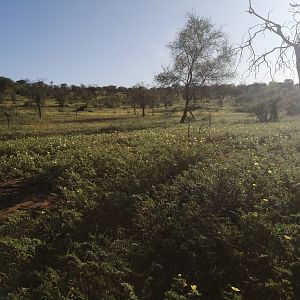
[0,179,56,223]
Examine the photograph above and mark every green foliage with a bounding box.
[0,77,14,101]
[0,116,300,299]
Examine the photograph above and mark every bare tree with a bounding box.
[0,105,15,127]
[26,81,47,118]
[155,13,235,123]
[241,1,300,91]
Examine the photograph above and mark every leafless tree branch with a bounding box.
[238,0,300,85]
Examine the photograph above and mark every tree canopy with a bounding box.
[155,13,235,123]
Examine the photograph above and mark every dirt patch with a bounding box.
[0,179,57,223]
[59,116,125,123]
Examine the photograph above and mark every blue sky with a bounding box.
[0,0,295,86]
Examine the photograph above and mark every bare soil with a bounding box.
[0,179,57,223]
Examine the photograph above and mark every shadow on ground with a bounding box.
[0,179,57,223]
[57,116,126,124]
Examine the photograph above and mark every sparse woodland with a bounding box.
[1,4,300,300]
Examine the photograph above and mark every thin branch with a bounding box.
[248,0,296,46]
[238,1,299,81]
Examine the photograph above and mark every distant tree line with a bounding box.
[0,75,299,123]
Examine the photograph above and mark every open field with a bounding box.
[2,0,300,298]
[0,107,300,299]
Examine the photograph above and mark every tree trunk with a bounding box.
[151,99,154,115]
[270,98,280,122]
[142,107,145,117]
[6,116,10,127]
[294,46,300,95]
[219,97,224,107]
[37,103,42,118]
[180,108,188,123]
[208,112,212,126]
[180,94,190,123]
[35,88,42,118]
[188,110,196,120]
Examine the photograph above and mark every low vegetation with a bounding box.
[1,4,300,299]
[0,108,300,299]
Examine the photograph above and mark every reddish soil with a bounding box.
[0,179,57,223]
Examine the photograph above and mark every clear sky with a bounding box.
[0,0,295,86]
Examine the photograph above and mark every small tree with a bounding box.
[0,76,14,102]
[78,84,94,106]
[240,82,282,122]
[130,83,150,117]
[157,87,179,110]
[210,84,233,107]
[155,13,235,123]
[26,81,47,118]
[53,83,70,110]
[0,105,15,127]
